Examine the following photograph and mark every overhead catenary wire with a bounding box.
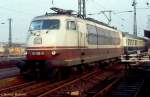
[91,0,107,10]
[86,0,130,25]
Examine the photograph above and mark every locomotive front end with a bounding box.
[26,18,60,60]
[18,16,66,79]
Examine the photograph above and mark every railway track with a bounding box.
[0,67,19,79]
[85,74,121,97]
[107,63,150,97]
[0,64,124,97]
[37,64,123,97]
[109,78,144,97]
[0,58,24,79]
[0,59,22,69]
[1,64,150,97]
[0,71,92,97]
[0,76,27,90]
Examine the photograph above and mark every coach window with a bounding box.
[67,21,76,30]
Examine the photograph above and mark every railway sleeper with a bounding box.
[108,70,146,97]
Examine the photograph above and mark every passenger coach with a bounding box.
[122,33,147,54]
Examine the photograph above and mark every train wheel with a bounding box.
[17,61,28,75]
[22,68,36,80]
[70,66,78,76]
[61,67,70,79]
[17,61,35,80]
[35,68,41,79]
[77,65,84,74]
[99,61,109,69]
[51,68,62,82]
[83,63,91,71]
[42,62,52,79]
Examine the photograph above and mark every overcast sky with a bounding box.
[0,0,150,43]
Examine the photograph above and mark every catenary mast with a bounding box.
[78,0,86,18]
[132,0,137,36]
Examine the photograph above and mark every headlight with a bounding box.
[51,51,56,56]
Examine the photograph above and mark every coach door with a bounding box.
[77,21,86,47]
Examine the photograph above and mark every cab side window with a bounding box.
[67,21,76,30]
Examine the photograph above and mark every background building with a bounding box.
[0,42,25,56]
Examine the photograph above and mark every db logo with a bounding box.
[34,37,42,44]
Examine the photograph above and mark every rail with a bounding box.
[0,64,124,97]
[38,64,124,97]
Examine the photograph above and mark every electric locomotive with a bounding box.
[18,7,149,79]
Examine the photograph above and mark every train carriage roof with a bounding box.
[34,13,118,31]
[122,32,146,40]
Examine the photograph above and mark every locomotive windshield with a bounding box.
[29,19,60,30]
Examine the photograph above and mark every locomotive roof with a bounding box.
[32,7,118,32]
[85,18,117,29]
[34,13,117,30]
